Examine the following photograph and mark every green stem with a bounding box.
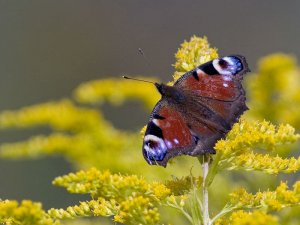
[198,155,211,225]
[210,205,236,224]
[190,185,203,225]
[205,153,221,188]
[167,202,194,224]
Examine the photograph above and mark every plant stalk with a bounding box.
[199,155,211,225]
[202,162,209,225]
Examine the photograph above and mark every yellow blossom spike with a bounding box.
[48,198,117,219]
[0,99,111,132]
[229,181,300,211]
[245,53,300,129]
[214,120,300,173]
[0,199,58,225]
[115,196,160,225]
[171,36,218,84]
[174,36,218,73]
[52,168,170,201]
[0,128,144,175]
[74,77,160,110]
[0,99,156,175]
[215,210,279,225]
[50,168,171,225]
[230,152,300,174]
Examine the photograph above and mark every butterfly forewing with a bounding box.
[175,55,249,126]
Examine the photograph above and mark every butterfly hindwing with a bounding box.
[143,100,195,166]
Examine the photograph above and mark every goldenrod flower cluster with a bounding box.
[49,167,171,224]
[233,152,300,174]
[0,200,58,225]
[48,198,117,219]
[0,100,144,174]
[214,120,300,174]
[174,35,218,71]
[0,99,105,132]
[245,53,300,129]
[215,210,279,225]
[171,36,218,83]
[49,167,204,225]
[74,77,160,110]
[230,181,300,211]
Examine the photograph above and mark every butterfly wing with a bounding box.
[174,55,249,125]
[143,55,249,166]
[173,55,249,156]
[143,100,196,166]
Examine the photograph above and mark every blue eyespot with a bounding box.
[143,137,167,162]
[223,56,243,75]
[213,56,244,76]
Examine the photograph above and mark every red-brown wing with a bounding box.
[176,72,238,100]
[143,100,222,166]
[174,55,249,124]
[143,100,195,166]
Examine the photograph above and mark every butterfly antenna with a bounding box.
[122,76,155,84]
[138,48,151,67]
[123,48,158,85]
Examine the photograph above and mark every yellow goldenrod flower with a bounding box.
[116,196,160,225]
[214,120,300,174]
[0,200,58,225]
[50,168,172,224]
[215,210,279,225]
[170,36,218,84]
[229,181,300,211]
[0,99,107,132]
[48,198,117,219]
[245,53,300,129]
[52,168,170,200]
[174,36,218,73]
[232,152,300,174]
[74,77,160,110]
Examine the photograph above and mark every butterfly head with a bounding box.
[212,55,248,76]
[155,83,185,103]
[154,83,164,94]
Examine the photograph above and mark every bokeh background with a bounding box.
[0,0,299,212]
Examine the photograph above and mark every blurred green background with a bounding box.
[0,1,299,211]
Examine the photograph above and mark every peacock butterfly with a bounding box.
[130,55,249,167]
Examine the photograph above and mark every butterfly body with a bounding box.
[143,55,250,167]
